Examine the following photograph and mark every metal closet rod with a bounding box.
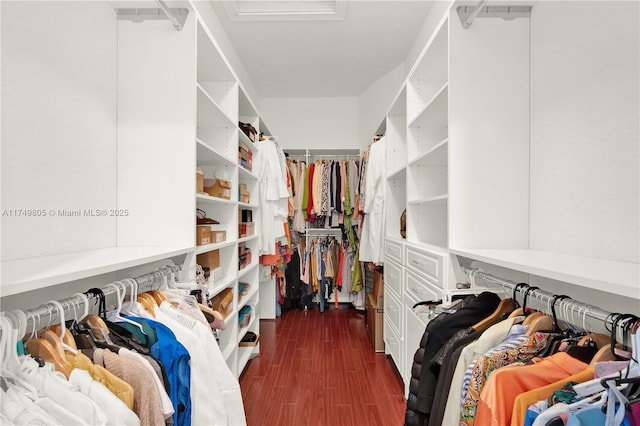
[4,264,181,333]
[462,267,617,329]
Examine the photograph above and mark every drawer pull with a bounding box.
[387,306,399,312]
[386,274,397,280]
[411,287,431,295]
[411,259,425,265]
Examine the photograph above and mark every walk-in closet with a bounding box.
[1,1,638,425]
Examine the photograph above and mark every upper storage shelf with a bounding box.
[1,246,193,297]
[197,20,235,83]
[407,16,448,125]
[450,248,640,300]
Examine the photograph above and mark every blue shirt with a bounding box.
[128,316,192,426]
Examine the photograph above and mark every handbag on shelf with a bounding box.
[400,208,406,239]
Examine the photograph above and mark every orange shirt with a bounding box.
[510,365,595,426]
[475,352,587,426]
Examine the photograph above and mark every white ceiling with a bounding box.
[209,1,435,98]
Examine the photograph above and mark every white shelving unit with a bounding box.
[0,1,268,380]
[193,9,266,377]
[379,1,639,395]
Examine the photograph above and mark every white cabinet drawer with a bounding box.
[405,270,441,304]
[384,259,403,298]
[406,246,442,285]
[384,318,402,374]
[385,238,404,264]
[404,303,429,397]
[384,289,402,336]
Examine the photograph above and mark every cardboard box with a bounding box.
[211,230,226,244]
[210,288,233,318]
[204,179,231,200]
[372,269,384,308]
[196,226,211,246]
[367,293,385,352]
[239,183,248,192]
[197,249,220,270]
[196,169,204,193]
[239,222,255,237]
[240,192,251,204]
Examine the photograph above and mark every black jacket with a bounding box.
[404,292,500,426]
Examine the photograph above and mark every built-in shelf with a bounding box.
[238,131,257,151]
[196,139,236,167]
[239,310,258,336]
[407,82,449,128]
[196,83,235,127]
[195,239,237,255]
[238,202,258,209]
[387,165,407,180]
[450,248,640,300]
[238,345,254,372]
[408,138,448,167]
[238,234,258,244]
[238,165,258,180]
[209,273,236,298]
[1,246,193,297]
[238,282,260,309]
[238,261,258,280]
[408,194,448,205]
[196,193,236,206]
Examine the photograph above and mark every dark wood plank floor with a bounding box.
[240,305,406,426]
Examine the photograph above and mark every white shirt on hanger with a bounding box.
[159,302,247,426]
[153,305,229,426]
[359,137,386,264]
[69,368,140,426]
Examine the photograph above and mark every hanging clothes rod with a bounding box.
[457,3,532,29]
[305,228,343,235]
[462,266,619,332]
[2,264,182,334]
[310,155,360,159]
[115,3,189,31]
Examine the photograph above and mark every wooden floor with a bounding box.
[239,305,406,426]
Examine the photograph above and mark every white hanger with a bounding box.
[47,300,78,355]
[72,292,90,321]
[120,278,145,319]
[105,282,145,332]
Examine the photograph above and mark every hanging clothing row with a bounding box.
[358,136,386,265]
[404,275,640,426]
[0,265,245,426]
[293,236,363,312]
[285,157,361,233]
[283,152,367,313]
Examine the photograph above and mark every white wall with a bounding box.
[259,97,359,150]
[1,1,117,261]
[358,63,406,146]
[529,1,639,263]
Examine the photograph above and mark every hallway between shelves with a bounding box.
[240,305,406,426]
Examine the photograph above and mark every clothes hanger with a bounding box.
[45,300,78,355]
[83,288,115,344]
[24,305,73,379]
[507,283,529,318]
[104,282,145,333]
[576,314,640,397]
[471,298,515,332]
[0,316,41,399]
[120,278,145,317]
